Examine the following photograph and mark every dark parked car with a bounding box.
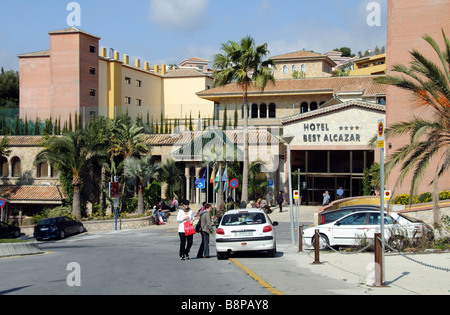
[34,216,84,241]
[0,221,21,238]
[319,205,380,225]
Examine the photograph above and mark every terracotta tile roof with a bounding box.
[197,75,387,101]
[17,50,50,58]
[0,136,46,147]
[282,100,386,125]
[145,129,280,147]
[272,50,324,59]
[0,186,65,203]
[163,69,212,78]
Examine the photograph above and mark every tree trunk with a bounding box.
[72,176,82,220]
[242,82,249,203]
[137,183,144,215]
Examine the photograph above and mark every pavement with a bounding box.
[267,205,449,295]
[189,204,450,295]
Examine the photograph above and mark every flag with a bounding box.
[202,169,207,180]
[222,165,228,192]
[210,168,214,184]
[214,169,220,192]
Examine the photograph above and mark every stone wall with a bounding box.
[19,215,161,237]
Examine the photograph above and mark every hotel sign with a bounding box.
[302,123,361,144]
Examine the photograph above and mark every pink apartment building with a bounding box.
[18,27,100,125]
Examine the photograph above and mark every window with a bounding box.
[89,67,96,75]
[251,104,259,118]
[310,102,318,111]
[221,212,266,226]
[301,102,309,113]
[283,65,288,74]
[339,213,367,225]
[11,157,21,177]
[136,99,142,106]
[125,77,131,84]
[269,103,276,118]
[260,103,267,118]
[37,162,49,178]
[90,45,96,54]
[136,80,142,87]
[292,65,297,73]
[89,89,96,97]
[125,96,131,104]
[0,157,7,177]
[301,64,306,73]
[367,213,395,225]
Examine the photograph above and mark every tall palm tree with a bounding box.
[35,130,93,220]
[212,36,275,203]
[124,154,160,215]
[373,30,450,227]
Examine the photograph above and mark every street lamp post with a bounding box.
[281,135,295,247]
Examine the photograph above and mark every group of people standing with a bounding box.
[176,200,215,260]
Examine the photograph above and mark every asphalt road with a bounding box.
[0,220,365,297]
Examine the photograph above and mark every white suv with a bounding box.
[215,209,278,259]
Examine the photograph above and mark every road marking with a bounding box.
[229,258,284,296]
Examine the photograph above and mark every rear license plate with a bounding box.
[234,231,253,237]
[40,228,49,231]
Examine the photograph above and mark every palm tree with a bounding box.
[124,154,160,215]
[212,36,275,203]
[373,30,450,227]
[160,158,183,200]
[35,130,93,220]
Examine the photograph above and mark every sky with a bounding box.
[0,0,387,71]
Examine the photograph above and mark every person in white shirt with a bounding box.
[177,200,195,260]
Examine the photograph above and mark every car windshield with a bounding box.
[38,218,58,225]
[221,212,266,226]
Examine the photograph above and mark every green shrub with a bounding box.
[32,206,72,224]
[418,192,432,203]
[439,191,450,200]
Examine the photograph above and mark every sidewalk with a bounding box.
[210,204,450,295]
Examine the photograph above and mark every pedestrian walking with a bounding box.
[277,191,284,212]
[177,200,195,260]
[196,204,215,258]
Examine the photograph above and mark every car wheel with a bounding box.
[312,234,329,250]
[59,230,65,239]
[217,252,228,260]
[13,230,20,238]
[78,225,84,234]
[267,243,277,257]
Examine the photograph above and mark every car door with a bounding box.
[366,213,396,240]
[331,212,368,246]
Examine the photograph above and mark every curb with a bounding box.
[0,242,45,258]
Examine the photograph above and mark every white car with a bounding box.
[303,210,431,250]
[215,209,278,259]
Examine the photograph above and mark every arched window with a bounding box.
[301,64,306,73]
[310,102,318,111]
[260,104,267,118]
[0,157,8,177]
[37,162,49,178]
[251,104,259,118]
[11,157,21,177]
[292,65,297,73]
[283,65,288,74]
[269,103,276,118]
[301,102,309,113]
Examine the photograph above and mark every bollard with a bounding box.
[298,225,303,252]
[374,233,386,286]
[311,229,322,265]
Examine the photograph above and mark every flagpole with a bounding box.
[206,163,209,204]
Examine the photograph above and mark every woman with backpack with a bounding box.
[196,204,215,258]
